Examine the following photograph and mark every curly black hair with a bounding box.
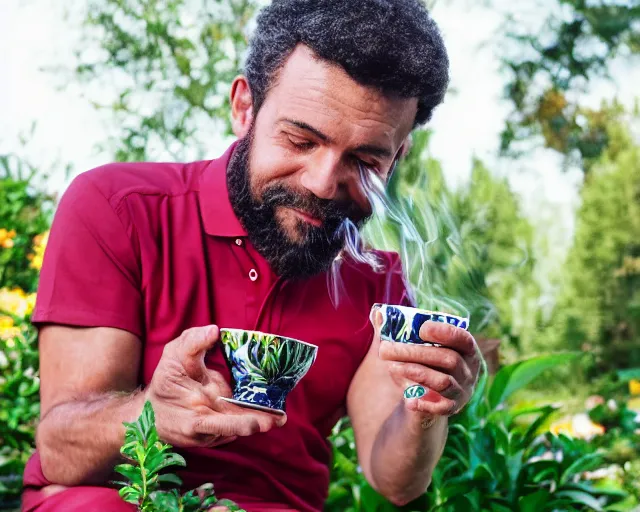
[244,0,450,127]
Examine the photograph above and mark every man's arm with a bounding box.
[36,324,145,485]
[346,318,479,506]
[36,324,287,487]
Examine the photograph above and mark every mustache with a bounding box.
[260,185,367,228]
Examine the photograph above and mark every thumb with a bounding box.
[176,325,220,369]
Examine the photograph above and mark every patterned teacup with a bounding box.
[219,328,318,415]
[370,303,470,346]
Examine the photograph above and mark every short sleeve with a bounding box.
[32,172,143,337]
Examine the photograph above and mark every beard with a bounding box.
[227,130,370,280]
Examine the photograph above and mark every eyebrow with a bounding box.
[280,118,393,159]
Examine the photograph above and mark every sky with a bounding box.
[1,0,639,272]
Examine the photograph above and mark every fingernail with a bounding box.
[404,385,426,399]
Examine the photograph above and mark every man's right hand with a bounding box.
[145,325,287,448]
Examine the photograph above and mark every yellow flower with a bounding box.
[550,414,605,440]
[550,419,574,437]
[628,398,640,412]
[0,315,14,329]
[0,287,33,318]
[629,379,640,396]
[26,293,37,316]
[0,314,21,341]
[29,230,49,271]
[0,228,16,249]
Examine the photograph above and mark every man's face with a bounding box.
[228,45,418,279]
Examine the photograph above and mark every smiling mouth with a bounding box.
[290,208,323,228]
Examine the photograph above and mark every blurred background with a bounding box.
[1,0,640,510]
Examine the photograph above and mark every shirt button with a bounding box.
[235,239,243,246]
[249,269,258,281]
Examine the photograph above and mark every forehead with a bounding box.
[260,45,417,147]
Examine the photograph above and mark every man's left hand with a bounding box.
[378,320,481,419]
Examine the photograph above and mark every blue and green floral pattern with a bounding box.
[220,329,318,413]
[372,303,469,346]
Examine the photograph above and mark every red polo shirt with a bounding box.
[23,143,410,512]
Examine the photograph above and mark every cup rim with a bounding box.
[220,328,319,350]
[371,303,470,323]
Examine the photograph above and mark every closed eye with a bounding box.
[287,135,316,151]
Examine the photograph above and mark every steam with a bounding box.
[326,156,506,332]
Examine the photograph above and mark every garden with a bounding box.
[2,0,640,510]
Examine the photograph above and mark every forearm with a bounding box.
[36,390,146,486]
[369,402,448,506]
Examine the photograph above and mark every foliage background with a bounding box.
[1,0,640,510]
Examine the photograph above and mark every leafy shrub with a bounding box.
[0,155,52,503]
[115,401,245,512]
[327,353,631,511]
[0,326,39,503]
[0,154,54,293]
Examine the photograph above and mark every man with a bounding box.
[22,1,481,511]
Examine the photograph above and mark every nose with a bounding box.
[299,151,345,200]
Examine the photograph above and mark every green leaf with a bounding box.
[118,486,142,505]
[148,452,186,475]
[156,473,183,486]
[553,490,605,511]
[560,453,603,485]
[519,405,559,447]
[360,484,396,511]
[488,353,580,410]
[616,367,640,382]
[180,489,202,510]
[488,501,513,512]
[115,463,141,484]
[519,489,551,512]
[473,463,496,482]
[527,460,559,484]
[149,490,181,511]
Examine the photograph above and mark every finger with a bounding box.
[404,388,459,416]
[370,307,384,331]
[418,322,476,357]
[193,409,286,437]
[174,326,220,378]
[216,400,288,428]
[194,414,261,437]
[389,363,464,400]
[380,344,474,387]
[179,325,221,359]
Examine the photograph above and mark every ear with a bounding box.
[230,76,254,138]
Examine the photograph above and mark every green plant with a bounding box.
[0,155,54,293]
[326,353,632,511]
[115,401,245,512]
[0,326,40,499]
[539,111,640,376]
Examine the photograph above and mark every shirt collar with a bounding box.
[199,141,248,237]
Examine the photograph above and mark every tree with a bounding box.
[72,0,258,162]
[540,106,640,374]
[499,0,640,167]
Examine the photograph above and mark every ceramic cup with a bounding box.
[370,303,470,346]
[219,328,318,415]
